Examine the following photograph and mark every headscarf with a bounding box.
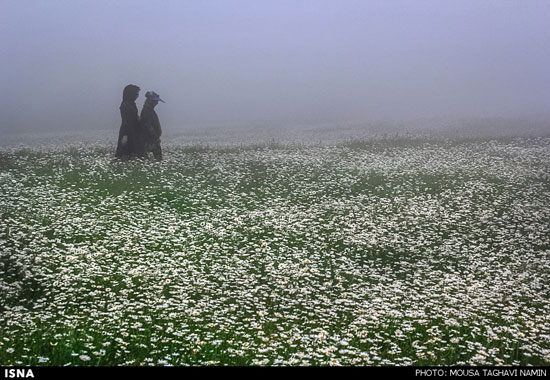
[122,84,140,104]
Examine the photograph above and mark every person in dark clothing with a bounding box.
[115,84,142,159]
[140,91,165,161]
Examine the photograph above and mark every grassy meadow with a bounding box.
[1,133,549,366]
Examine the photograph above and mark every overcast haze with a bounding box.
[1,0,550,135]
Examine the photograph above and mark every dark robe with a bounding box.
[115,86,142,158]
[140,102,162,160]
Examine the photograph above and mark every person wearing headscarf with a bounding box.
[140,91,165,161]
[115,84,142,159]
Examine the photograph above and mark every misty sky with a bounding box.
[1,0,549,133]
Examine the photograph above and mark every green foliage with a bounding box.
[1,136,549,366]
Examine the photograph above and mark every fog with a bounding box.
[1,0,550,136]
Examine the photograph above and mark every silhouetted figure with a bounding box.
[140,91,165,161]
[115,84,141,159]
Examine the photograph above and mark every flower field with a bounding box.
[1,135,549,366]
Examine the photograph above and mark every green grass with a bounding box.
[1,136,549,366]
